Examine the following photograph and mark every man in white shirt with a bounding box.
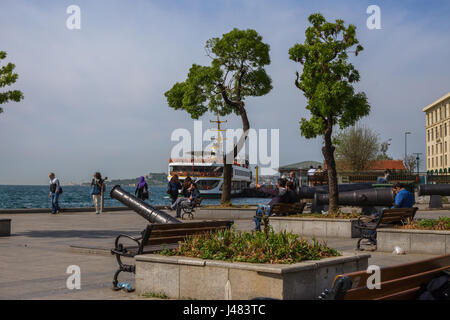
[307,166,316,186]
[48,172,61,214]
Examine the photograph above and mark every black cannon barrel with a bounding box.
[299,183,375,199]
[418,184,450,196]
[314,188,394,207]
[110,185,181,224]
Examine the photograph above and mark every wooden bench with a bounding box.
[181,197,203,220]
[356,207,418,250]
[317,254,450,300]
[111,220,233,291]
[270,202,306,216]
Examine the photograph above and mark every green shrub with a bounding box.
[159,228,340,264]
[401,217,450,231]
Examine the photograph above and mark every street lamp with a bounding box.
[404,131,412,161]
[414,153,422,175]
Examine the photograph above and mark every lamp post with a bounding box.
[414,153,422,175]
[404,131,412,161]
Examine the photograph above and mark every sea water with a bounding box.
[0,185,269,209]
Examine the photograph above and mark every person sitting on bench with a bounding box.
[170,182,200,218]
[392,182,415,208]
[285,181,300,203]
[253,178,291,230]
[369,182,415,221]
[256,178,290,207]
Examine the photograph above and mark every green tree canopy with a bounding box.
[0,51,24,114]
[334,126,379,171]
[165,28,272,204]
[289,13,370,212]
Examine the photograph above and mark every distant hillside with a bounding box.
[81,173,167,186]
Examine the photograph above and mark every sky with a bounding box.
[0,0,449,185]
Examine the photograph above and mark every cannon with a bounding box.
[298,183,375,199]
[109,185,233,291]
[418,184,450,196]
[110,185,181,224]
[313,188,395,214]
[418,184,450,208]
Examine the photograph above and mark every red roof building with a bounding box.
[323,160,406,172]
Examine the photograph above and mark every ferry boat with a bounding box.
[167,116,252,198]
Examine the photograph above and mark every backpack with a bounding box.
[417,273,450,300]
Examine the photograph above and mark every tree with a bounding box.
[165,28,272,205]
[0,51,24,114]
[289,13,370,213]
[404,154,417,173]
[334,126,379,171]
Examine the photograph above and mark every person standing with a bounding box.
[48,172,62,214]
[288,171,299,193]
[167,174,182,204]
[135,176,149,201]
[91,172,104,214]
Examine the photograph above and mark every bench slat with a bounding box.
[333,254,450,289]
[344,266,449,300]
[373,287,420,300]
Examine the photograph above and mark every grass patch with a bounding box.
[398,217,450,231]
[159,228,340,264]
[292,210,360,219]
[141,291,169,299]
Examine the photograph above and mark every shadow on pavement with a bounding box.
[15,229,141,239]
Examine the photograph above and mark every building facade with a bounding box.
[423,92,450,173]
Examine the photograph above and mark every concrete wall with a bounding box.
[135,253,370,300]
[377,228,450,255]
[0,219,11,237]
[195,208,256,220]
[270,217,361,238]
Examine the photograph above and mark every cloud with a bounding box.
[0,0,449,184]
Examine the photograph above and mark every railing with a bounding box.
[306,172,446,185]
[169,171,222,178]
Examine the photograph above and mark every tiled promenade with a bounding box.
[0,209,445,299]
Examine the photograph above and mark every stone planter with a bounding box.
[135,253,370,300]
[196,207,256,220]
[0,219,11,237]
[377,228,450,255]
[270,216,361,238]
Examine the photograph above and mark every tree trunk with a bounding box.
[221,163,233,204]
[322,119,339,213]
[220,104,250,205]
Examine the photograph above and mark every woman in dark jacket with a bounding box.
[91,172,104,214]
[135,176,149,201]
[181,176,193,197]
[167,174,182,204]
